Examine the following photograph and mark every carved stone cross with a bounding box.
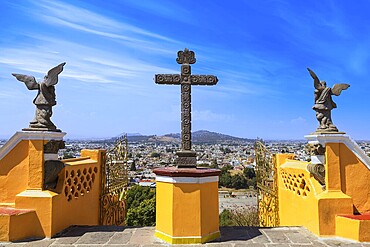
[155,48,218,168]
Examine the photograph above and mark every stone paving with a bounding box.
[1,226,369,247]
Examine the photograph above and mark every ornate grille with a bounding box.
[100,136,129,225]
[255,141,279,227]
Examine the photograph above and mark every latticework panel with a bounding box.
[64,166,98,201]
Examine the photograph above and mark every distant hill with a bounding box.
[124,130,254,144]
[191,130,254,144]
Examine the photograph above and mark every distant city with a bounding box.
[1,130,370,165]
[1,130,370,192]
[1,129,370,211]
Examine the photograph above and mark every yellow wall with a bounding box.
[329,143,370,214]
[277,159,321,234]
[200,181,219,235]
[14,149,104,237]
[336,215,370,242]
[276,155,353,236]
[0,132,105,241]
[53,151,103,236]
[0,140,32,204]
[173,183,201,236]
[156,181,173,235]
[27,140,46,189]
[276,137,370,238]
[155,177,220,244]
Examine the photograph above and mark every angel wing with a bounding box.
[11,73,39,90]
[307,68,324,90]
[332,83,350,96]
[44,62,66,87]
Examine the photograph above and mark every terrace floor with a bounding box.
[2,226,369,247]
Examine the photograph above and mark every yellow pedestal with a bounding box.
[154,168,221,244]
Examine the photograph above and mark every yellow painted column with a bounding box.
[154,168,221,244]
[325,143,342,191]
[27,140,45,190]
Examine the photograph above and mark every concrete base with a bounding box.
[0,207,43,241]
[154,167,221,244]
[336,215,370,242]
[154,230,220,244]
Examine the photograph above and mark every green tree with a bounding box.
[219,209,233,226]
[150,152,161,158]
[130,161,136,171]
[63,152,75,159]
[210,159,219,169]
[126,197,156,226]
[221,164,233,173]
[198,163,210,168]
[219,172,233,188]
[126,185,156,226]
[243,167,256,179]
[126,185,155,209]
[219,207,259,226]
[231,174,247,189]
[247,177,257,189]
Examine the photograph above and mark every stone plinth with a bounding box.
[176,150,197,168]
[154,167,221,244]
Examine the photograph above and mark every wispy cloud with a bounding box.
[26,0,187,59]
[193,110,235,122]
[31,0,177,43]
[122,0,195,24]
[0,36,179,91]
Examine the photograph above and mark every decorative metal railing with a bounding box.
[100,136,129,225]
[255,141,279,227]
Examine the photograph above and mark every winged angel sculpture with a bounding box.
[307,68,349,133]
[12,62,66,131]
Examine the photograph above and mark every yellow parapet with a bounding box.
[276,134,370,241]
[154,168,221,244]
[0,131,105,241]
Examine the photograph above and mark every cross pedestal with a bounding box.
[154,49,221,244]
[154,167,221,244]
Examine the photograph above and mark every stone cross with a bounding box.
[155,48,218,168]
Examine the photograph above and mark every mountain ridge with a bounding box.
[122,130,254,144]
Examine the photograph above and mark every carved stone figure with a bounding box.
[12,63,66,131]
[43,140,65,190]
[307,68,349,133]
[307,163,325,186]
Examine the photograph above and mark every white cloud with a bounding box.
[122,0,195,25]
[32,0,178,43]
[193,110,235,122]
[0,36,179,93]
[290,116,306,124]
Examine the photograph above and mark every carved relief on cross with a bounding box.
[155,48,218,161]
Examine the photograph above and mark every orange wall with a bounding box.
[335,143,370,213]
[0,140,29,204]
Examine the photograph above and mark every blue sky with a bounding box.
[1,0,370,140]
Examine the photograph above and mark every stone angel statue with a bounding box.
[307,68,349,132]
[12,62,66,131]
